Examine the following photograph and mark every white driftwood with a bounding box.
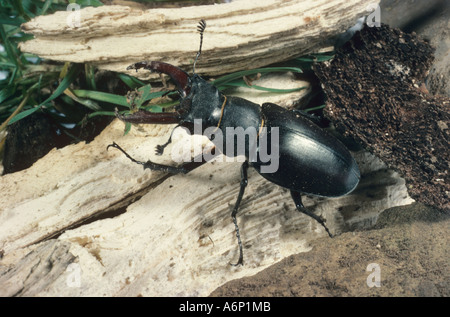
[0,79,413,296]
[0,122,413,296]
[19,0,373,78]
[0,72,308,254]
[0,0,406,297]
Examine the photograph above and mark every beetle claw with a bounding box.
[126,62,150,71]
[229,259,243,267]
[129,61,191,97]
[155,145,165,156]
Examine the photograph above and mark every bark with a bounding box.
[19,0,373,78]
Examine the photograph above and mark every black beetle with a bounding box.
[108,20,360,265]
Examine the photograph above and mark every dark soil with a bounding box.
[314,24,449,211]
[2,112,58,174]
[2,111,112,175]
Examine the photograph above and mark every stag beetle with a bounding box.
[108,20,360,265]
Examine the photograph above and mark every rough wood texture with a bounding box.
[211,203,450,296]
[3,0,447,298]
[0,73,413,296]
[0,73,310,254]
[0,240,76,297]
[0,120,413,296]
[19,0,373,78]
[314,24,450,211]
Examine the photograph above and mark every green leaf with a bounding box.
[294,53,334,70]
[304,104,326,112]
[72,89,128,107]
[77,0,104,7]
[124,122,131,136]
[0,14,26,27]
[87,110,116,119]
[41,64,81,105]
[302,53,334,62]
[136,84,152,107]
[220,82,307,93]
[117,73,145,89]
[11,0,30,21]
[0,86,16,104]
[8,106,41,125]
[6,64,80,125]
[64,89,102,111]
[0,24,21,69]
[84,64,97,91]
[144,105,164,113]
[39,0,53,15]
[212,67,302,87]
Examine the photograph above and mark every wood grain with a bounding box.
[19,0,373,78]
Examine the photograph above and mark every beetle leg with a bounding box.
[155,123,182,156]
[290,190,333,238]
[229,161,249,266]
[108,142,190,174]
[108,142,218,174]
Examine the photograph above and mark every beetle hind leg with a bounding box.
[229,161,249,266]
[290,190,333,238]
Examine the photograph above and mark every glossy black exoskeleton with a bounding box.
[108,20,360,265]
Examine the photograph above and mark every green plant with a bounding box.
[1,0,333,156]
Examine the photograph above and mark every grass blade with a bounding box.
[7,64,80,125]
[64,88,102,111]
[7,106,40,125]
[0,24,21,70]
[212,67,302,87]
[0,86,16,104]
[41,63,81,105]
[221,82,307,93]
[118,73,145,89]
[72,89,129,107]
[84,64,97,91]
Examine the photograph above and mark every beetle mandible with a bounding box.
[108,20,360,265]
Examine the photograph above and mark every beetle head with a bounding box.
[126,20,221,127]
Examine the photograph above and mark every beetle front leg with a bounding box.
[290,190,333,238]
[155,124,182,156]
[230,161,249,266]
[107,142,218,174]
[107,142,189,174]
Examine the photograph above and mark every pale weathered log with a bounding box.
[3,0,410,297]
[0,240,75,297]
[0,78,414,295]
[19,0,374,79]
[3,0,447,297]
[0,73,309,255]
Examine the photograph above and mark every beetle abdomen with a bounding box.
[253,103,360,197]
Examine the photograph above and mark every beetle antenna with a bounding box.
[193,19,206,74]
